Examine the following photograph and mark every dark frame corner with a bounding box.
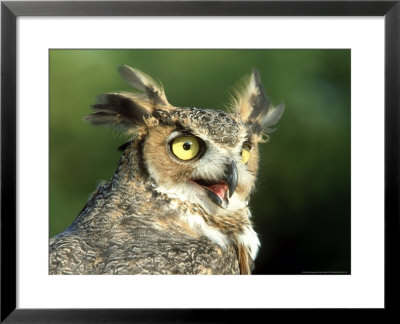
[1,1,399,322]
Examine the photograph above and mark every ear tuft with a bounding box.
[118,65,169,107]
[231,68,284,137]
[85,66,171,133]
[260,103,285,133]
[84,93,154,133]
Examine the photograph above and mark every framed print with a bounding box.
[1,0,399,322]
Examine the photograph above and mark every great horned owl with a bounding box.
[49,66,284,275]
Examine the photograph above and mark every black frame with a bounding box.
[1,0,399,322]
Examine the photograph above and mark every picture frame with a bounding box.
[1,0,399,321]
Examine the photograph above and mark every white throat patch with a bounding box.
[154,183,260,260]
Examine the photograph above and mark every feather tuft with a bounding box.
[118,65,169,107]
[85,65,172,133]
[230,68,284,138]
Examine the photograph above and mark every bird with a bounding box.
[49,65,284,275]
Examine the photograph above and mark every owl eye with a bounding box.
[170,136,202,161]
[241,143,252,164]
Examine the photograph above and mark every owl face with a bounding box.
[142,107,259,215]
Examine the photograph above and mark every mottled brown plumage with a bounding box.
[49,66,283,275]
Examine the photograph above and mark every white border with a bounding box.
[17,17,384,308]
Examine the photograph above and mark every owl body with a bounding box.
[49,66,284,275]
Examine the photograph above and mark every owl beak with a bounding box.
[190,160,238,209]
[224,159,238,199]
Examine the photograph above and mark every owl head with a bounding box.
[86,65,284,216]
[86,66,283,262]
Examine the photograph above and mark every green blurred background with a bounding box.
[50,49,350,274]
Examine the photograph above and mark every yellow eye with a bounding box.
[171,136,200,161]
[241,144,251,164]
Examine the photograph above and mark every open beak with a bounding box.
[193,159,238,209]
